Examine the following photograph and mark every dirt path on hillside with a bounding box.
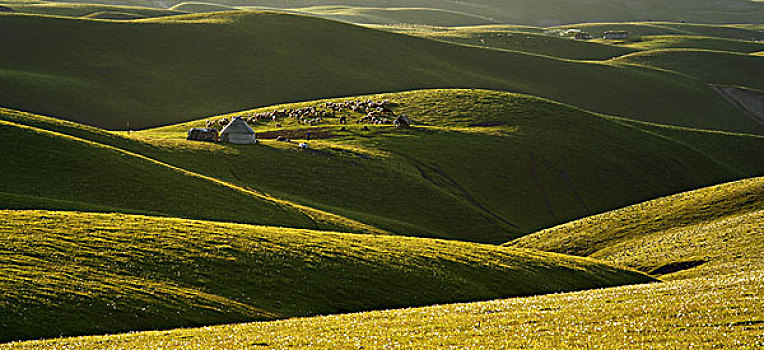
[711,85,764,130]
[404,156,520,230]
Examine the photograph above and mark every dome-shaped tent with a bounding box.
[220,117,256,144]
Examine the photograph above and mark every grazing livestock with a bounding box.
[394,115,412,128]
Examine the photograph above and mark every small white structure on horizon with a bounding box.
[220,116,256,144]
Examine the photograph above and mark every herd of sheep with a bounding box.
[205,99,411,129]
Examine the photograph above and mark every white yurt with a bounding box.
[220,116,256,144]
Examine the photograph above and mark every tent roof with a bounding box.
[221,117,255,135]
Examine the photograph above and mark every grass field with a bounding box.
[621,35,764,53]
[0,209,653,342]
[287,6,498,26]
[6,270,760,349]
[0,0,183,18]
[66,0,764,26]
[0,107,389,235]
[169,1,237,13]
[1,1,762,348]
[510,177,764,280]
[134,89,764,242]
[0,11,759,135]
[3,89,763,243]
[613,49,764,91]
[550,21,764,41]
[377,25,638,60]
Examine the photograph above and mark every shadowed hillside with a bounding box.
[0,107,386,235]
[2,90,763,243]
[0,1,183,18]
[285,6,499,26]
[40,0,764,26]
[613,49,764,91]
[0,11,760,135]
[137,90,764,242]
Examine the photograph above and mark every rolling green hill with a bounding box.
[168,1,237,13]
[0,107,387,235]
[613,49,764,91]
[0,209,653,342]
[136,89,764,243]
[64,0,764,26]
[8,270,760,349]
[0,0,183,18]
[621,35,764,53]
[285,6,498,26]
[550,21,764,41]
[3,89,763,243]
[509,177,764,280]
[0,11,760,135]
[377,25,638,60]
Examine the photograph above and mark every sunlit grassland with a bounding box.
[7,271,761,349]
[620,35,764,53]
[510,177,764,279]
[549,21,764,41]
[0,210,653,342]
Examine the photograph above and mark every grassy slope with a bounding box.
[0,210,653,342]
[551,21,764,41]
[162,0,764,26]
[613,49,764,91]
[169,2,237,12]
[0,107,388,235]
[510,177,764,280]
[9,271,761,349]
[0,12,758,135]
[2,90,763,243]
[136,90,764,243]
[377,25,637,60]
[0,1,183,18]
[286,6,498,26]
[622,35,764,53]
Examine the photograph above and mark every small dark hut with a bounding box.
[187,128,219,142]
